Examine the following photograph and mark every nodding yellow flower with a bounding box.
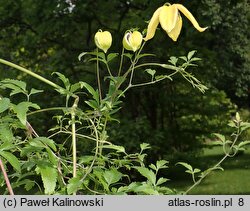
[94,30,112,53]
[144,4,208,41]
[123,31,143,52]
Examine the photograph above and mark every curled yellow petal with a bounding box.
[159,5,179,33]
[144,6,163,41]
[175,4,208,32]
[168,15,183,41]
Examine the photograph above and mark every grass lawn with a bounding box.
[168,146,250,194]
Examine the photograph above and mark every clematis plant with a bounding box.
[144,3,208,41]
[1,2,236,196]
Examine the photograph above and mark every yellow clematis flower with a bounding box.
[144,3,208,41]
[94,30,112,53]
[123,31,143,52]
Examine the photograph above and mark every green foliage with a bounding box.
[0,0,249,196]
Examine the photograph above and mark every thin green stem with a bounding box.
[134,63,181,72]
[118,48,125,76]
[184,123,241,194]
[105,61,113,77]
[96,49,102,101]
[0,58,61,90]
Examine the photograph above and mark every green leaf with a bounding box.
[134,167,156,185]
[140,143,151,151]
[187,50,197,60]
[12,102,40,125]
[0,151,21,172]
[149,164,157,171]
[179,56,188,62]
[36,163,57,195]
[193,168,201,173]
[168,56,178,65]
[0,125,14,142]
[78,52,88,61]
[156,177,169,186]
[107,53,119,62]
[0,97,10,113]
[1,79,27,95]
[240,122,250,131]
[238,141,250,148]
[133,183,159,195]
[33,137,57,151]
[136,53,155,60]
[79,82,99,103]
[213,133,226,143]
[103,168,123,186]
[67,177,82,194]
[52,72,70,90]
[101,145,126,153]
[156,160,169,170]
[155,75,173,81]
[177,162,193,172]
[29,88,43,96]
[145,69,156,77]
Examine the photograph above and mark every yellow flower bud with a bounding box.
[144,4,208,42]
[94,30,112,53]
[123,31,143,52]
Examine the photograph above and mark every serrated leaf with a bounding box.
[134,167,156,185]
[103,168,123,186]
[0,151,21,172]
[12,102,40,125]
[36,163,57,195]
[133,183,159,195]
[168,56,178,65]
[140,143,151,151]
[67,177,82,194]
[0,125,14,142]
[0,98,10,113]
[156,160,169,170]
[177,162,193,171]
[33,137,57,151]
[1,79,27,91]
[156,177,168,186]
[52,72,70,90]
